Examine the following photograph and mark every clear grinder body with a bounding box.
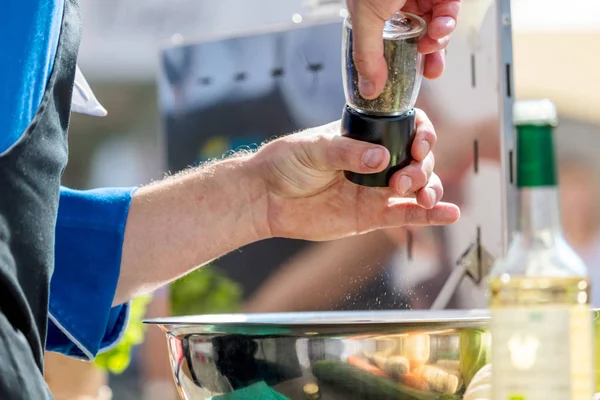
[341,11,426,187]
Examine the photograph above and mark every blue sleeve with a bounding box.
[1,0,136,359]
[47,186,138,360]
[0,0,64,154]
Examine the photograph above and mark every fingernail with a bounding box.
[363,148,385,169]
[419,140,430,158]
[399,175,412,195]
[428,188,437,205]
[359,77,375,98]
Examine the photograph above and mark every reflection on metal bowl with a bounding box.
[146,309,600,399]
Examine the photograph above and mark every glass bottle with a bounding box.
[488,99,594,399]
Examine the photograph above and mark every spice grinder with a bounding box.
[341,11,426,187]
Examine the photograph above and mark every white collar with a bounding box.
[71,65,107,117]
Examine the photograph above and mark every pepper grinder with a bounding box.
[341,11,426,187]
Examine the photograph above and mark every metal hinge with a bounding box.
[430,227,495,310]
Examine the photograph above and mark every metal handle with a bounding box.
[430,240,495,310]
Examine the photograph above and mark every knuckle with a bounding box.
[318,135,336,167]
[405,163,428,188]
[324,137,353,170]
[425,152,436,170]
[352,50,380,76]
[416,169,429,188]
[417,123,433,136]
[425,124,437,140]
[405,204,425,225]
[432,174,445,198]
[418,129,437,150]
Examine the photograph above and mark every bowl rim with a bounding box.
[144,309,492,328]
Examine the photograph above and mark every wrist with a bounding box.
[224,153,272,242]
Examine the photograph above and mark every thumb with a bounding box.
[305,133,390,174]
[347,1,405,99]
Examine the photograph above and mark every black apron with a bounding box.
[0,0,81,397]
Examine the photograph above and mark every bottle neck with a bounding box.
[516,123,562,242]
[519,186,563,242]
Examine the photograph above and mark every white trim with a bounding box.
[48,302,133,360]
[71,65,108,117]
[48,311,94,361]
[98,301,132,354]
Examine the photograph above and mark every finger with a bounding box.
[423,49,446,79]
[384,199,460,226]
[419,34,451,55]
[429,0,461,40]
[347,2,395,99]
[411,108,437,161]
[415,172,444,209]
[428,16,456,40]
[308,134,391,173]
[388,152,435,196]
[354,185,459,233]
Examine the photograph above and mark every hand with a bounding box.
[346,0,461,99]
[251,109,460,241]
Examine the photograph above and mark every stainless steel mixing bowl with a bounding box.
[145,309,599,399]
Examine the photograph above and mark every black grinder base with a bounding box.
[341,105,416,187]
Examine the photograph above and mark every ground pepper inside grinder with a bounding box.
[341,11,426,187]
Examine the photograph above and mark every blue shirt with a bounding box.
[2,0,132,360]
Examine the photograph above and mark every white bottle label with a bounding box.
[490,306,594,400]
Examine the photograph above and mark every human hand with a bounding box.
[251,109,460,241]
[346,0,461,99]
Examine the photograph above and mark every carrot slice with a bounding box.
[346,356,390,378]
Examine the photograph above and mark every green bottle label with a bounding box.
[516,124,557,188]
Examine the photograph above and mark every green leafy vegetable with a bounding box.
[459,329,490,388]
[169,265,243,316]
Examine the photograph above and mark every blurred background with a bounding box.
[45,0,600,399]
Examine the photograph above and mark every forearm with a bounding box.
[243,230,397,313]
[113,154,269,305]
